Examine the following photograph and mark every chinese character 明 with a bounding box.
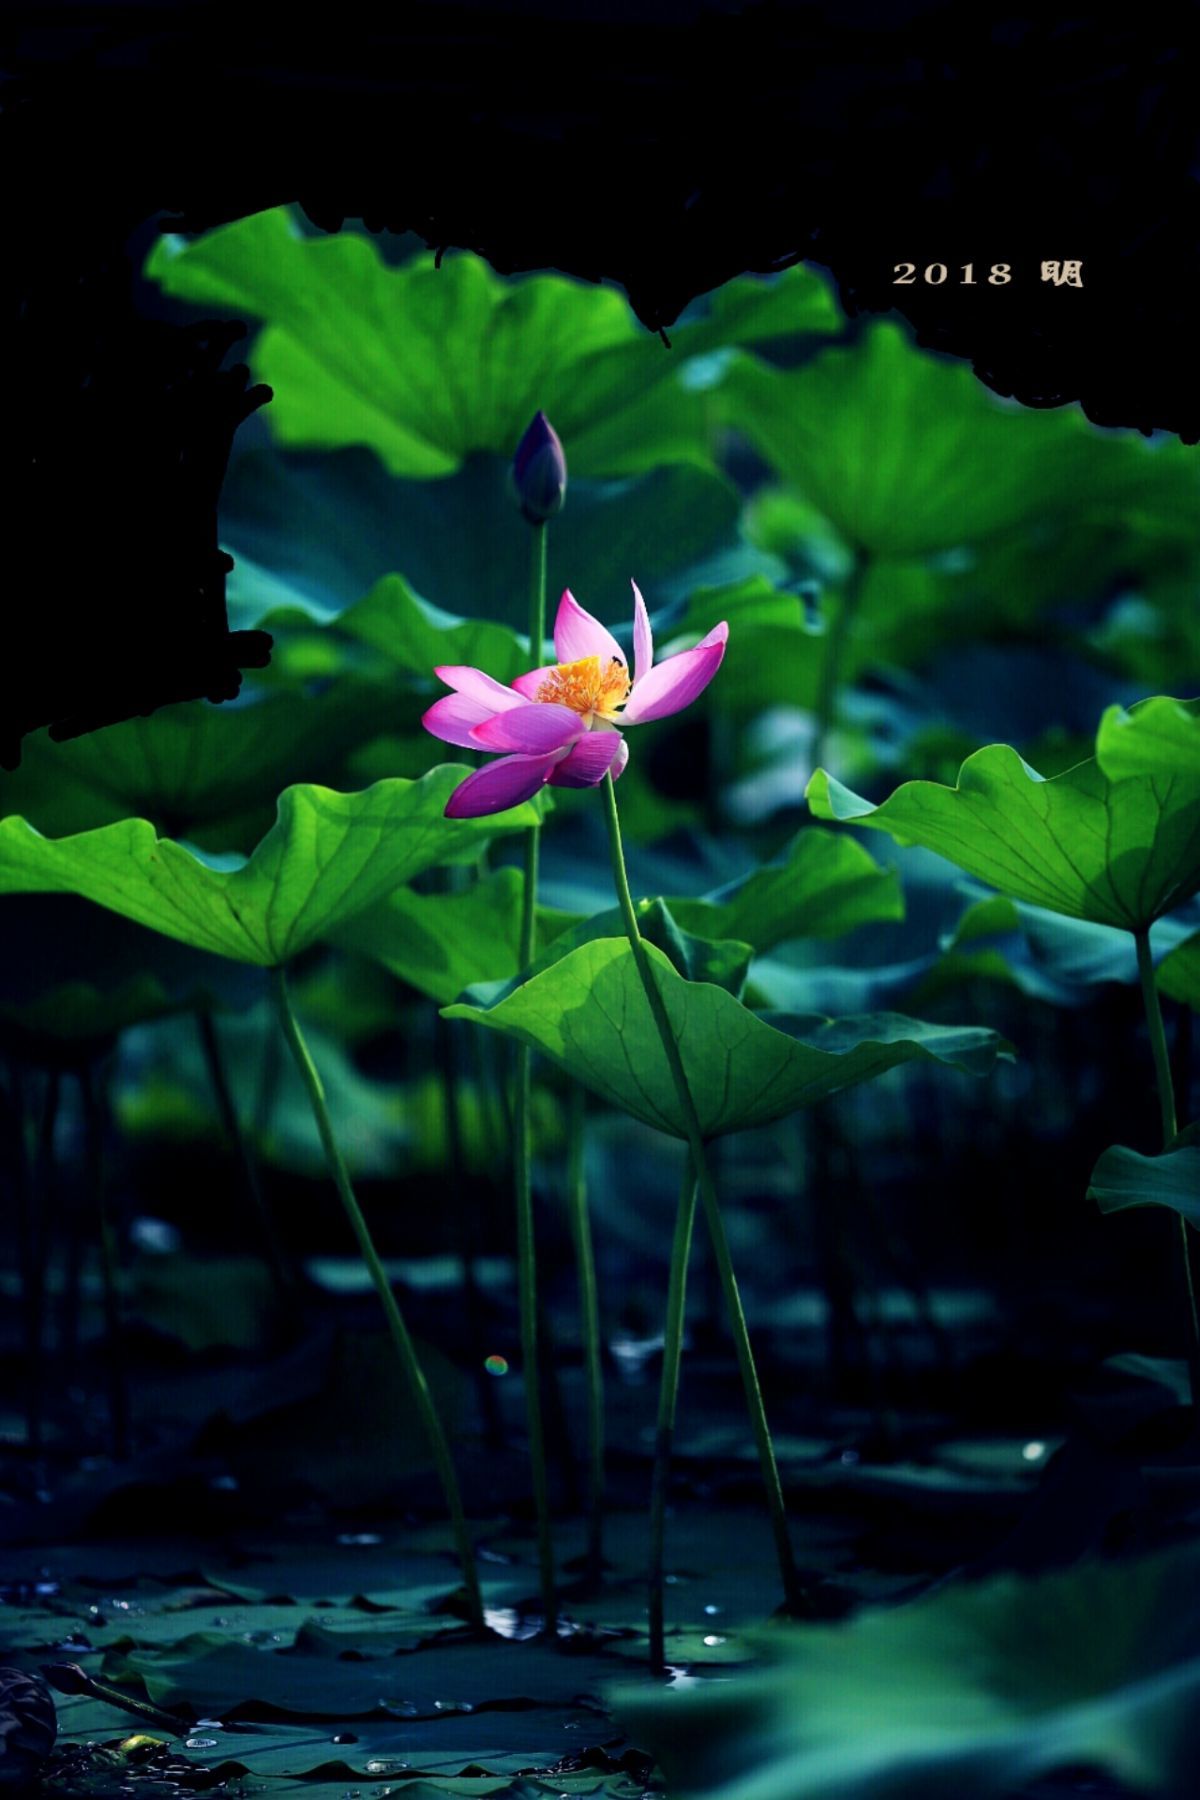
[1041,260,1083,287]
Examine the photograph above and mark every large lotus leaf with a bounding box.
[492,898,754,1002]
[746,489,1200,683]
[945,890,1200,990]
[1096,696,1200,783]
[613,1542,1200,1800]
[1088,1145,1200,1229]
[665,574,826,715]
[444,938,1009,1138]
[337,575,531,686]
[669,826,902,951]
[0,773,543,967]
[333,869,579,1006]
[0,682,391,841]
[1159,930,1200,1013]
[807,745,1200,931]
[147,209,836,479]
[717,322,1198,557]
[224,445,746,635]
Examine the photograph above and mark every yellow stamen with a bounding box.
[536,654,630,723]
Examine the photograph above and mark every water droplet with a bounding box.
[332,1733,358,1745]
[1022,1440,1047,1462]
[484,1354,508,1376]
[703,1604,722,1616]
[210,1616,229,1628]
[365,1761,403,1774]
[185,1737,218,1750]
[840,1448,860,1465]
[703,1634,726,1647]
[337,1532,383,1546]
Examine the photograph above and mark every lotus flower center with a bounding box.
[536,654,630,723]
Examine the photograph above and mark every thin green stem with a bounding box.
[601,772,807,1616]
[438,1014,504,1450]
[812,546,870,772]
[271,967,485,1633]
[80,1065,131,1460]
[196,1007,297,1318]
[649,1153,699,1673]
[515,517,556,1635]
[1134,928,1200,1410]
[566,1085,605,1583]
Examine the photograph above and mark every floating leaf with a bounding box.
[0,773,543,966]
[613,1542,1200,1800]
[445,939,1009,1138]
[1088,1144,1200,1229]
[718,321,1198,556]
[808,745,1200,930]
[1096,696,1200,784]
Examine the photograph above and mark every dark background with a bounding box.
[1,0,1198,758]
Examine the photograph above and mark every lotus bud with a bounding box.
[510,410,567,523]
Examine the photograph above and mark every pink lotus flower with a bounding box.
[423,583,729,819]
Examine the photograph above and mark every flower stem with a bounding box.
[600,771,808,1617]
[80,1065,131,1461]
[649,1152,699,1673]
[566,1085,605,1584]
[516,518,557,1635]
[1133,928,1200,1410]
[196,1006,297,1321]
[271,966,485,1632]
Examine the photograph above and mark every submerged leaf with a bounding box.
[445,938,1009,1138]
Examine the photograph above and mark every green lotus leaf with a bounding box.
[224,448,746,636]
[334,868,579,1006]
[147,209,837,480]
[0,976,192,1054]
[0,772,543,967]
[717,320,1199,557]
[1088,1143,1200,1228]
[1096,696,1200,784]
[807,744,1200,931]
[613,1542,1200,1800]
[496,898,754,1002]
[444,937,1009,1138]
[0,681,391,842]
[669,826,903,951]
[1159,930,1200,1013]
